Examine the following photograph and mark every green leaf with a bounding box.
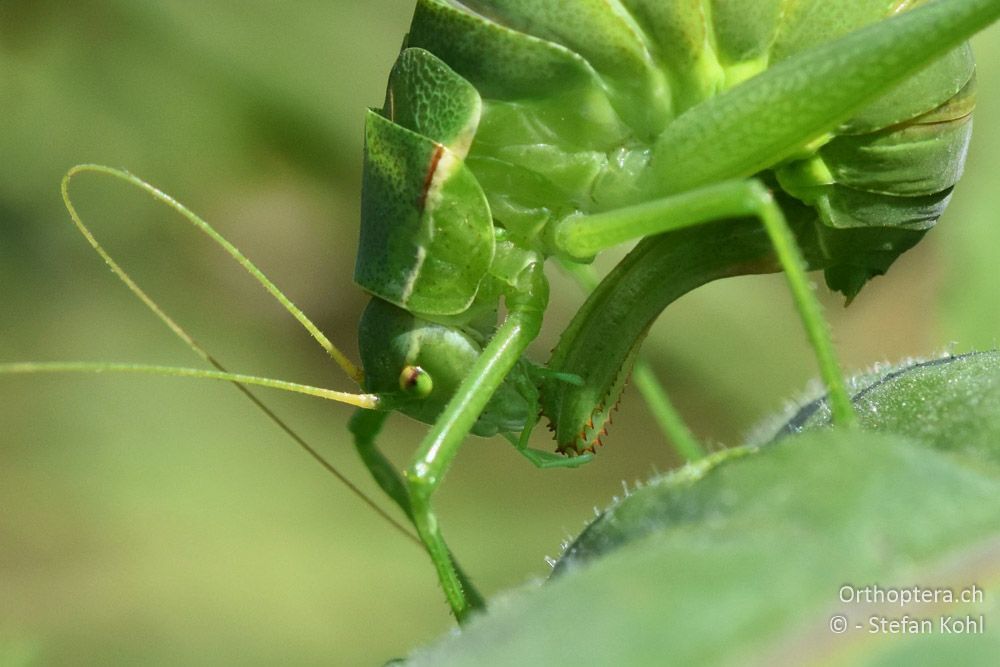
[776,351,1000,468]
[406,353,1000,665]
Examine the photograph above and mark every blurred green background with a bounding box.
[1,2,999,664]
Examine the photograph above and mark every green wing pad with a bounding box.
[407,0,598,101]
[356,111,494,317]
[444,0,672,139]
[407,0,630,149]
[383,48,482,156]
[409,0,670,139]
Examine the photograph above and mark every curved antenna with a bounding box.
[62,164,364,384]
[47,165,421,547]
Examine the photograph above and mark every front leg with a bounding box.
[405,267,548,623]
[349,408,486,610]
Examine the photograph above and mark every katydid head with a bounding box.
[357,297,531,437]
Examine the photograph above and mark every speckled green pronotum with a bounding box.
[3,0,999,624]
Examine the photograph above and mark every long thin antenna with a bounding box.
[1,362,419,545]
[50,165,421,546]
[63,164,364,384]
[0,363,380,408]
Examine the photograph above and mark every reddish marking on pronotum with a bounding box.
[418,143,445,209]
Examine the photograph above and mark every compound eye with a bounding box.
[399,365,433,398]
